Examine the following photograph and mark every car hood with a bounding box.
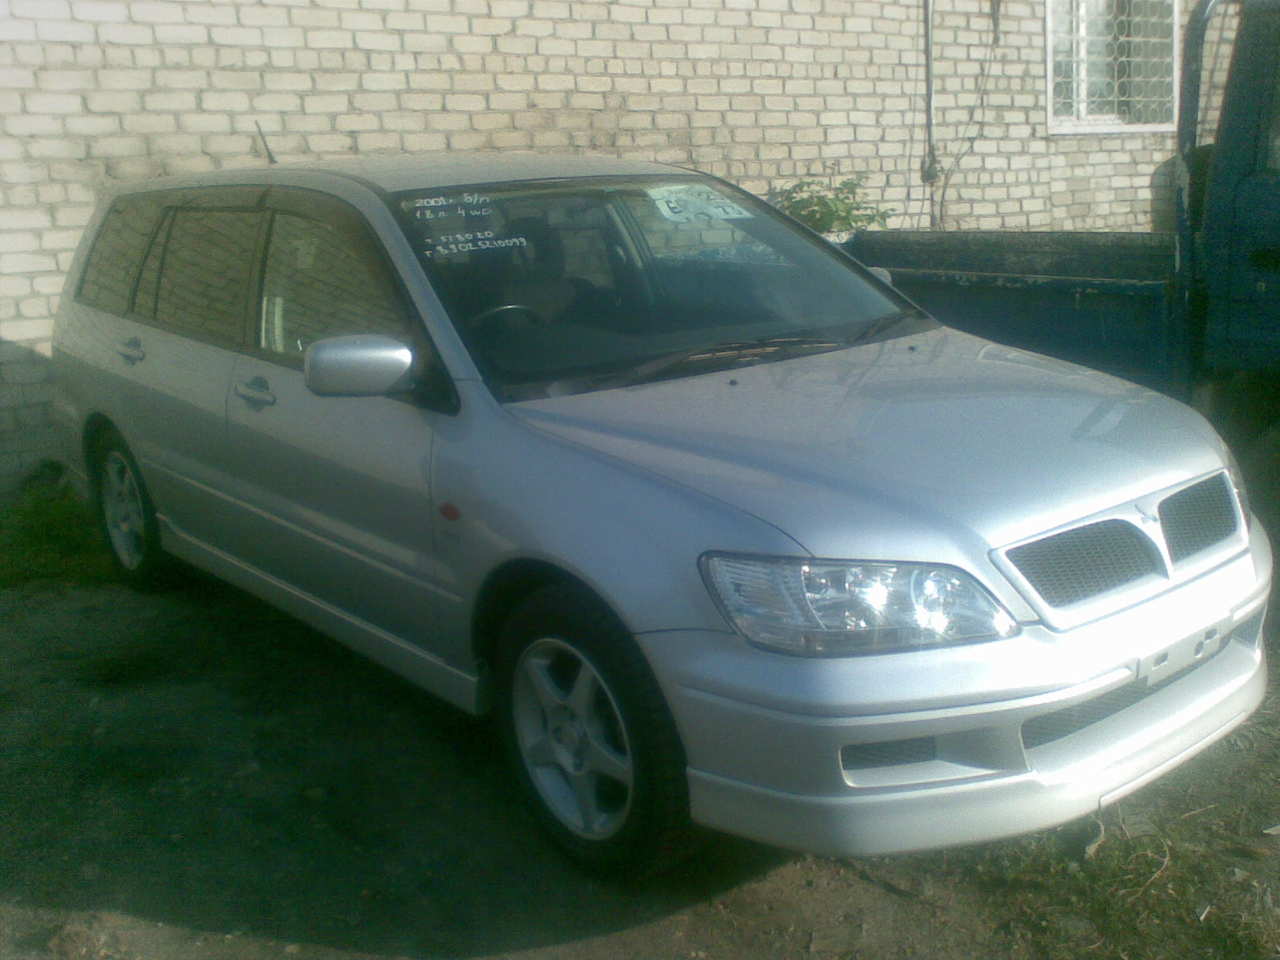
[507,328,1225,562]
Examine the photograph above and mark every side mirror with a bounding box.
[868,266,893,286]
[304,334,415,397]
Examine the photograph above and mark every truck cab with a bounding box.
[1196,0,1280,375]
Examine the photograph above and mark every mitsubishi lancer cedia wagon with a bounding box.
[52,154,1271,872]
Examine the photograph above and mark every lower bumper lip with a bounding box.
[683,638,1266,857]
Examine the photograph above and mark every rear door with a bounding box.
[104,189,264,547]
[219,188,448,649]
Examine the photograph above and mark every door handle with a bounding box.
[234,376,276,409]
[116,337,145,365]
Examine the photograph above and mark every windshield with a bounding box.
[393,175,933,399]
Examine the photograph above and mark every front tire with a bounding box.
[496,583,694,874]
[91,429,167,587]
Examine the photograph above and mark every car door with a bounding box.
[109,189,264,548]
[219,188,449,651]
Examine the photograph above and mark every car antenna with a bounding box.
[255,121,278,165]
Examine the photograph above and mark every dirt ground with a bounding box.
[1,571,1278,960]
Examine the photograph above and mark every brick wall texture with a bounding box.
[0,0,1226,490]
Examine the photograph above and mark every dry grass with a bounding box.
[904,649,1280,960]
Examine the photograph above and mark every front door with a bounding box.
[219,189,447,654]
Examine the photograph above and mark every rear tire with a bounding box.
[496,582,695,875]
[91,428,168,587]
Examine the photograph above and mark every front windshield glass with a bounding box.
[393,176,932,399]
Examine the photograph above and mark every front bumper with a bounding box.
[638,524,1271,857]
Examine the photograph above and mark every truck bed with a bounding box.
[844,231,1189,398]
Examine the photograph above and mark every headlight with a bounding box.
[701,553,1019,657]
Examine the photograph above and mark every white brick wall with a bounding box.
[0,0,1210,491]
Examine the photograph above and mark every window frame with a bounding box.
[1046,0,1182,135]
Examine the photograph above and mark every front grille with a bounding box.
[1022,682,1149,749]
[1022,620,1244,750]
[841,736,937,770]
[1159,473,1237,563]
[1007,519,1159,607]
[1230,608,1266,649]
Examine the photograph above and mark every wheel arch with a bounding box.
[472,558,629,702]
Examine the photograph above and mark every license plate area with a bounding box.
[1138,620,1230,688]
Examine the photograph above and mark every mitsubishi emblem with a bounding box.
[1135,503,1160,525]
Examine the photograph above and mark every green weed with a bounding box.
[0,464,115,587]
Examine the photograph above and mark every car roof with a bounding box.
[107,152,689,197]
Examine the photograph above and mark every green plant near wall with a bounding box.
[769,176,892,234]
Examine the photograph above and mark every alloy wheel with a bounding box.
[511,637,634,839]
[100,450,147,570]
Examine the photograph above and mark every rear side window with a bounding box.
[77,195,167,316]
[155,209,262,346]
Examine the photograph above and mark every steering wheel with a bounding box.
[469,303,546,333]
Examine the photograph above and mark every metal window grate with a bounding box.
[1050,0,1176,125]
[1158,473,1238,564]
[1007,519,1160,607]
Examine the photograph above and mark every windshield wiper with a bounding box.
[846,307,934,346]
[589,335,850,389]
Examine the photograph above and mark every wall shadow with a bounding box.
[0,336,59,498]
[0,573,786,958]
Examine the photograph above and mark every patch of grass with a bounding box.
[0,466,115,587]
[940,824,1273,958]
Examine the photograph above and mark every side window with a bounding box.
[77,195,166,316]
[258,211,406,360]
[155,209,261,345]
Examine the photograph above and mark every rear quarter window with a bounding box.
[77,195,167,316]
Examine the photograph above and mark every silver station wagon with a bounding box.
[52,154,1271,872]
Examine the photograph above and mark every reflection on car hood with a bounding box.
[508,328,1226,559]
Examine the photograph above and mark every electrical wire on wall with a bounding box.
[919,0,1003,229]
[920,0,941,226]
[902,49,929,229]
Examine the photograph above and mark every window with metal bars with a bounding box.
[1049,0,1178,131]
